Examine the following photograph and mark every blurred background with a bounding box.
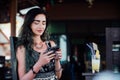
[0,0,120,80]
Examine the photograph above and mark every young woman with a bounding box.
[16,8,62,80]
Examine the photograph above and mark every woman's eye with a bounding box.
[42,21,46,25]
[33,20,46,25]
[34,21,39,25]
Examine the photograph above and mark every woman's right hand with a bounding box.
[37,51,56,66]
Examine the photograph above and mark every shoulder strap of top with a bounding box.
[46,41,51,49]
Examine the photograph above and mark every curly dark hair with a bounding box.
[17,8,49,48]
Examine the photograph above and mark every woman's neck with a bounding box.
[32,36,47,51]
[33,36,42,43]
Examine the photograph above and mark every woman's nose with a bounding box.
[38,22,43,27]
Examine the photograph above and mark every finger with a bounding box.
[55,54,62,59]
[48,53,56,58]
[57,55,62,58]
[56,53,62,57]
[58,56,62,59]
[56,51,59,53]
[49,56,55,60]
[56,51,62,55]
[57,48,61,51]
[45,51,54,55]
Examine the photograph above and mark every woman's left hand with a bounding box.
[55,49,62,61]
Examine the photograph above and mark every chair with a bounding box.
[10,36,18,80]
[0,56,5,80]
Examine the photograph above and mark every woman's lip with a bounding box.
[37,30,42,32]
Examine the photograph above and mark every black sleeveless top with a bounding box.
[25,41,56,78]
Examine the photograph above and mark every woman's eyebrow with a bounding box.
[34,20,46,22]
[34,20,40,22]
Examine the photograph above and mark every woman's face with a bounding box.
[31,14,46,36]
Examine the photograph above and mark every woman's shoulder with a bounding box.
[16,45,26,54]
[47,40,56,47]
[16,45,26,61]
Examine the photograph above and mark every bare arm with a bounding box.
[16,46,39,80]
[16,45,55,80]
[50,41,63,79]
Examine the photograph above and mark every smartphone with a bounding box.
[44,46,59,54]
[48,46,59,52]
